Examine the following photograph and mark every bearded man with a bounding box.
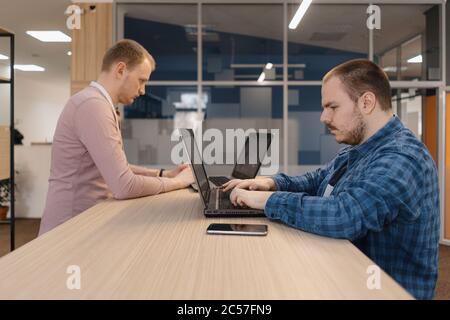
[223,59,440,300]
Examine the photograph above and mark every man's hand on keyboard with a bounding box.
[222,178,276,192]
[229,188,274,210]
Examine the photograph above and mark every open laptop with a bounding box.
[208,131,272,186]
[180,128,265,217]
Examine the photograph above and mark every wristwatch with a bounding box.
[159,169,165,177]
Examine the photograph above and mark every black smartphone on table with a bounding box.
[207,223,268,236]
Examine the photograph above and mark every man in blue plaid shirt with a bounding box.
[223,59,440,300]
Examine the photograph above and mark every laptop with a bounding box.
[180,128,265,217]
[208,131,272,186]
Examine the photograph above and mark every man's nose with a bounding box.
[320,110,330,124]
[139,86,145,95]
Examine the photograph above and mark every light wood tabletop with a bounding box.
[0,189,412,300]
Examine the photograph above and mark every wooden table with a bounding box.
[0,189,412,299]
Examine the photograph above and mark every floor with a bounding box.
[0,218,449,300]
[0,219,39,257]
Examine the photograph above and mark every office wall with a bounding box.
[0,126,9,181]
[14,73,68,218]
[0,64,69,145]
[0,63,69,219]
[0,65,9,126]
[10,75,67,219]
[15,73,69,145]
[15,145,52,218]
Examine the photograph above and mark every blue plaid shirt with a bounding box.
[265,116,440,299]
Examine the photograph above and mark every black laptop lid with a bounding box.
[231,132,272,179]
[180,129,210,207]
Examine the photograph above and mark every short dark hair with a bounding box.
[101,39,155,72]
[323,59,392,111]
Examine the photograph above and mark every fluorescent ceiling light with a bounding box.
[0,54,8,60]
[289,0,313,30]
[257,72,266,83]
[382,66,395,72]
[382,66,407,73]
[265,62,273,70]
[26,31,71,42]
[407,54,422,64]
[14,64,45,72]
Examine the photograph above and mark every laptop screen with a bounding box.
[232,132,272,179]
[180,129,210,206]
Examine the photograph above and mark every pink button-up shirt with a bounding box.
[39,85,168,235]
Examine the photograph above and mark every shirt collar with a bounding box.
[336,115,403,166]
[90,81,115,111]
[351,115,403,156]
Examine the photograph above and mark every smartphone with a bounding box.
[207,223,268,236]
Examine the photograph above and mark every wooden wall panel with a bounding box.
[70,3,112,95]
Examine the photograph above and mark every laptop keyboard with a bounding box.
[208,176,230,186]
[210,188,264,216]
[215,189,237,209]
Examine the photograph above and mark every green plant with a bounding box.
[0,179,11,207]
[0,170,19,208]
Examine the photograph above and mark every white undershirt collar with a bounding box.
[90,81,116,114]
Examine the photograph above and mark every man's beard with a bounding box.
[346,106,367,145]
[329,106,367,145]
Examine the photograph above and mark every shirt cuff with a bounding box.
[271,174,288,191]
[264,191,289,219]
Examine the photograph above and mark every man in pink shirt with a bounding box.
[39,40,194,235]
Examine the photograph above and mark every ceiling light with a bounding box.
[257,72,266,83]
[289,0,313,30]
[407,54,422,64]
[382,66,407,73]
[14,64,45,72]
[67,51,72,56]
[0,54,8,60]
[265,62,273,70]
[26,31,71,42]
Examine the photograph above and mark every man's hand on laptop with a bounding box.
[230,188,273,210]
[173,167,195,188]
[222,178,276,192]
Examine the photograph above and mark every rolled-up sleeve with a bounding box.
[74,98,168,199]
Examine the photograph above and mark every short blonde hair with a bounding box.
[101,39,155,72]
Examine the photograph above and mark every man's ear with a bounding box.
[359,91,376,115]
[115,61,127,79]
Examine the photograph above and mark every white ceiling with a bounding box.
[0,0,72,80]
[122,2,433,55]
[0,1,435,81]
